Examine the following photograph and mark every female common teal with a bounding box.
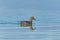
[20,16,35,30]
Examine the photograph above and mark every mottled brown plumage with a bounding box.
[20,16,35,30]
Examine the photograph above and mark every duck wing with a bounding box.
[20,21,31,26]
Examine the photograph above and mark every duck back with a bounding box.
[20,21,32,26]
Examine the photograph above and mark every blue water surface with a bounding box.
[0,0,60,40]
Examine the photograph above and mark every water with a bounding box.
[0,0,60,40]
[0,22,60,40]
[0,15,60,40]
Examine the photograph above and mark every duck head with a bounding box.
[30,16,35,21]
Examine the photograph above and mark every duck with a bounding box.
[20,16,35,30]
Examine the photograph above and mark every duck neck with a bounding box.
[30,18,33,22]
[30,19,32,22]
